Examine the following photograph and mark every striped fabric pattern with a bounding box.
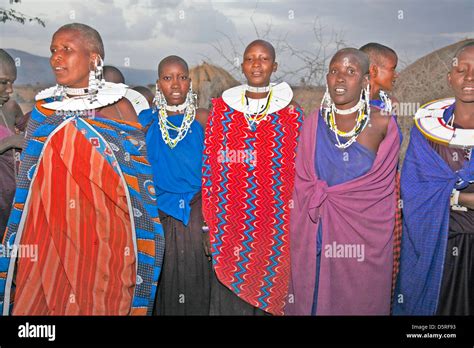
[0,100,164,315]
[391,171,402,306]
[202,98,303,315]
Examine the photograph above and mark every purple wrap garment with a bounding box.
[286,111,400,315]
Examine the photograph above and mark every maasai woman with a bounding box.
[359,42,399,115]
[393,41,474,315]
[287,48,400,315]
[102,65,150,120]
[0,23,164,315]
[0,49,27,241]
[202,40,304,315]
[138,56,210,315]
[360,43,403,303]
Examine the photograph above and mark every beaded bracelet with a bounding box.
[451,188,468,211]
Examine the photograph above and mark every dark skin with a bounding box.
[0,62,26,153]
[447,46,474,209]
[103,65,125,84]
[447,46,474,128]
[368,52,398,99]
[50,29,137,122]
[132,86,154,108]
[0,61,16,106]
[203,42,301,255]
[0,100,25,153]
[157,60,210,257]
[241,40,300,109]
[326,52,390,153]
[368,52,400,113]
[157,61,209,128]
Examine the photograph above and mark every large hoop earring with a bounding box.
[53,84,66,100]
[363,83,371,118]
[185,80,198,108]
[88,55,104,102]
[95,55,104,84]
[379,90,392,114]
[154,84,166,109]
[320,84,331,114]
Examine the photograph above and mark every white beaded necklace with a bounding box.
[156,91,197,149]
[241,87,273,129]
[331,100,364,115]
[65,87,89,96]
[245,84,271,93]
[165,101,188,112]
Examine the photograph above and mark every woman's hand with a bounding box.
[0,134,24,154]
[458,192,474,210]
[202,225,211,261]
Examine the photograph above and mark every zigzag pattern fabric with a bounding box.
[0,100,165,315]
[202,97,303,315]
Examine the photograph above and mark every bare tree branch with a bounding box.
[0,8,45,27]
[209,17,348,86]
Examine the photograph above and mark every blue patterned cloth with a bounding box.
[393,104,473,315]
[370,98,403,144]
[138,108,204,225]
[0,100,165,315]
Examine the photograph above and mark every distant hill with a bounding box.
[5,49,156,86]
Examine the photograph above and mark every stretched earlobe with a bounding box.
[363,75,370,88]
[89,58,96,70]
[370,65,378,78]
[90,54,100,70]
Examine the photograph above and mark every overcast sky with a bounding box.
[1,0,473,84]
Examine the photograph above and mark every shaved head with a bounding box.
[359,42,397,67]
[132,86,154,106]
[453,40,474,65]
[0,49,16,74]
[158,55,189,77]
[331,48,370,75]
[103,65,125,84]
[244,39,276,62]
[55,23,105,59]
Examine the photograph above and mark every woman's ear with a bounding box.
[369,64,378,79]
[273,61,278,72]
[89,53,99,70]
